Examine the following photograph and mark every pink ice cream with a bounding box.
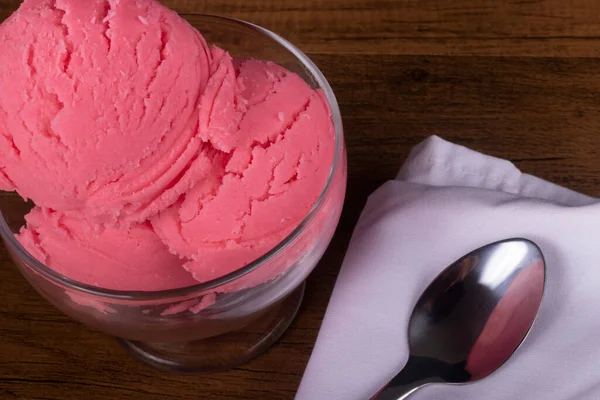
[19,207,198,291]
[152,57,335,283]
[0,0,213,221]
[0,0,336,291]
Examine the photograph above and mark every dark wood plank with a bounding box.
[3,0,600,56]
[176,0,600,57]
[321,54,600,194]
[2,0,600,399]
[163,0,600,56]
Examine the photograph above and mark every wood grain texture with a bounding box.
[2,0,600,399]
[4,0,600,56]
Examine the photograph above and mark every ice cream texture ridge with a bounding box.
[0,0,335,290]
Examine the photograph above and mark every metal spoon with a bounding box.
[370,238,546,400]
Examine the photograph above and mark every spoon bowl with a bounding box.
[372,238,546,399]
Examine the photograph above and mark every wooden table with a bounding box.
[2,1,600,399]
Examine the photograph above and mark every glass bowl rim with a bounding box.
[0,13,344,301]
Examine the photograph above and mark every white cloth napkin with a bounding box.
[295,136,600,400]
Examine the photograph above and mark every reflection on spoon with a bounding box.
[370,239,546,400]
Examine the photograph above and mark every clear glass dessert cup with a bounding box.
[0,15,347,373]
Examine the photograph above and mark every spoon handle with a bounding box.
[369,382,421,400]
[369,357,427,400]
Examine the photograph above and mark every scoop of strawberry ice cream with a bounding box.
[18,207,198,291]
[151,57,335,283]
[0,0,212,221]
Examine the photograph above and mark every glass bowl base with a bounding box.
[117,282,305,373]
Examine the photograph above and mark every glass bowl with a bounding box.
[0,14,347,373]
